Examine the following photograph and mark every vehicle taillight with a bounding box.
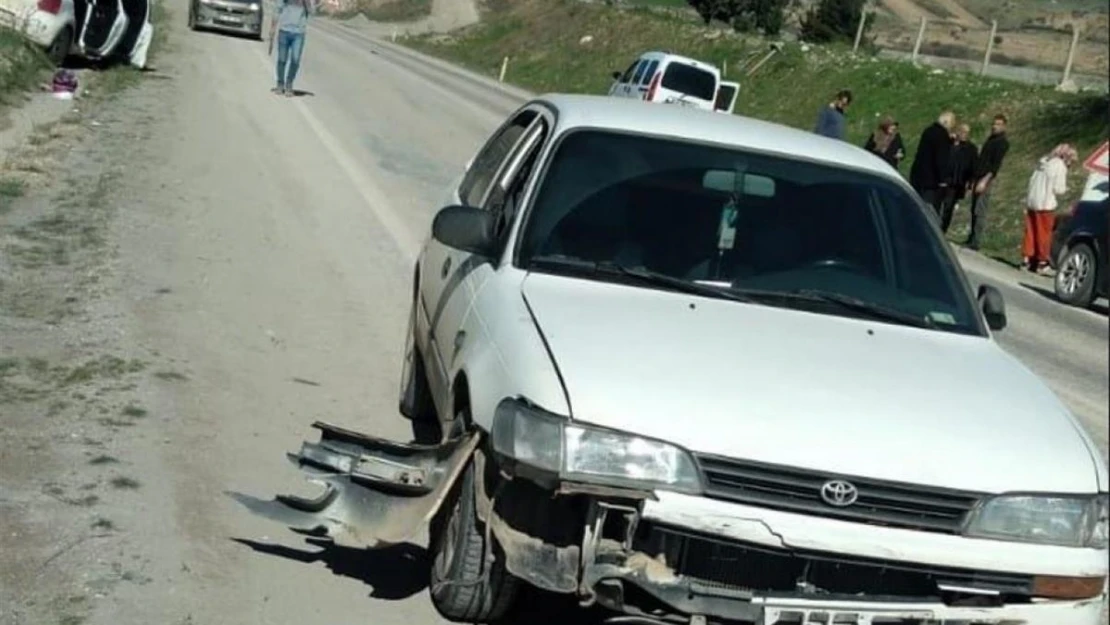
[37,0,62,14]
[645,72,661,102]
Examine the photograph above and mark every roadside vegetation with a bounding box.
[402,0,1108,264]
[0,28,53,106]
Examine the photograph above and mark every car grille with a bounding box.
[207,0,255,15]
[636,523,1034,599]
[695,454,983,534]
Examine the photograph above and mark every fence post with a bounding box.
[722,60,727,78]
[498,56,510,83]
[852,10,868,53]
[1061,23,1081,84]
[980,20,997,75]
[911,16,927,63]
[391,28,397,43]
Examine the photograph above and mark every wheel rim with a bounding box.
[433,496,462,581]
[1057,251,1091,296]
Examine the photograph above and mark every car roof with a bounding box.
[534,93,898,180]
[637,50,716,70]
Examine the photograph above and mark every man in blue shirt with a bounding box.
[813,89,853,141]
[270,0,315,96]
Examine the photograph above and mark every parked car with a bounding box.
[187,0,263,39]
[237,94,1109,625]
[608,50,739,115]
[1051,193,1108,308]
[0,0,79,64]
[0,0,152,67]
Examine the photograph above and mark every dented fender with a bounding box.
[230,421,479,549]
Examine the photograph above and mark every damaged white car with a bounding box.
[235,94,1109,625]
[0,0,152,67]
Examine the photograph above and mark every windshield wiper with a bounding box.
[528,256,756,304]
[777,288,936,329]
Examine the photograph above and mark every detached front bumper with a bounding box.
[233,423,1108,625]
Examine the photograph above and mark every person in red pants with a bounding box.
[1023,143,1078,274]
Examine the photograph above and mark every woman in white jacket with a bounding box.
[1023,143,1077,274]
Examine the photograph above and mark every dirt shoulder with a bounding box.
[0,24,186,625]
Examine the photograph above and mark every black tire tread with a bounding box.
[429,452,518,622]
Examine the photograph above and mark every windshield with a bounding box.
[660,63,716,102]
[516,130,983,335]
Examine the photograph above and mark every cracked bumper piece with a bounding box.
[230,421,479,549]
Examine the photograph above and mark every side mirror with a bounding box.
[432,205,496,257]
[611,70,621,81]
[977,284,1007,331]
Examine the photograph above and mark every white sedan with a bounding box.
[237,94,1109,625]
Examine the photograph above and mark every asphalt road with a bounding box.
[72,7,1109,624]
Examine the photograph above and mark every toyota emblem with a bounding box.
[820,480,859,507]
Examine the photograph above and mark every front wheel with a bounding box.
[428,437,519,622]
[1054,242,1099,308]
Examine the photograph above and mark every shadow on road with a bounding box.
[1018,282,1109,316]
[232,536,430,600]
[231,536,613,623]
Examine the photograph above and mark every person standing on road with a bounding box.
[863,115,906,170]
[965,114,1011,251]
[1022,143,1077,274]
[909,111,956,219]
[270,0,315,97]
[938,123,978,234]
[813,89,852,141]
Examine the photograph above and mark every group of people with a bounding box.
[813,91,1079,275]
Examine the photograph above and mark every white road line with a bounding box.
[253,44,422,264]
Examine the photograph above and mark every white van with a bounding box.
[608,50,739,115]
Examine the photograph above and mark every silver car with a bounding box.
[187,0,262,39]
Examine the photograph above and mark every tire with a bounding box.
[398,298,437,423]
[46,26,71,67]
[428,438,519,622]
[1054,242,1099,308]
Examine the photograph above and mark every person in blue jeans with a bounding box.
[270,0,314,96]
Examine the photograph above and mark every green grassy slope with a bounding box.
[403,0,1109,264]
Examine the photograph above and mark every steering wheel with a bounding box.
[808,258,869,275]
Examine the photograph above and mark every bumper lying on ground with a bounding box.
[232,423,1109,625]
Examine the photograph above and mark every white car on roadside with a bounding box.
[237,94,1109,625]
[609,50,739,115]
[0,0,77,64]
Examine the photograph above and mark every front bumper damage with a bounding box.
[232,423,1107,625]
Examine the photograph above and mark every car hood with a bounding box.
[521,272,1101,494]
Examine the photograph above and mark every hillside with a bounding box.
[395,0,1108,264]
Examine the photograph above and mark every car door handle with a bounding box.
[441,257,452,279]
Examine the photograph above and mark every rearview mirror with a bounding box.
[611,70,621,80]
[702,170,776,198]
[432,205,496,257]
[977,284,1007,331]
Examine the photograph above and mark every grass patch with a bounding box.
[121,404,148,418]
[403,0,1109,263]
[109,476,141,490]
[89,454,119,465]
[154,370,187,382]
[91,517,116,531]
[0,27,52,105]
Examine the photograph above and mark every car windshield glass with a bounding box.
[516,129,982,335]
[660,63,716,101]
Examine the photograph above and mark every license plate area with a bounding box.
[762,607,997,624]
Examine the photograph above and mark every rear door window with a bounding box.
[661,62,717,101]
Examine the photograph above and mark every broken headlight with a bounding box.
[490,398,703,494]
[963,493,1108,548]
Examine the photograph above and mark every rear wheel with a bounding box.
[428,429,519,622]
[1054,242,1099,308]
[399,298,436,423]
[46,26,71,66]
